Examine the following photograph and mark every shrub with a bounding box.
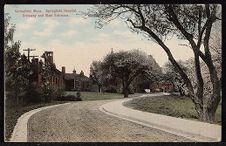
[54,87,65,99]
[105,87,117,93]
[57,94,82,101]
[23,86,42,104]
[40,82,55,102]
[24,82,47,103]
[75,96,82,101]
[76,91,81,98]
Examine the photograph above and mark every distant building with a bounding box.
[29,51,64,89]
[150,82,175,92]
[30,51,92,91]
[62,68,92,91]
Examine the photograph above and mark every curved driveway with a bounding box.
[27,100,192,142]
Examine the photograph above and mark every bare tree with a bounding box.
[86,4,221,122]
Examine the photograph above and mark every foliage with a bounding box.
[57,95,82,101]
[54,87,66,99]
[4,14,15,49]
[4,15,34,105]
[90,61,104,92]
[76,91,81,98]
[39,62,65,102]
[40,81,55,102]
[87,4,222,122]
[162,61,188,95]
[23,83,42,103]
[96,49,161,97]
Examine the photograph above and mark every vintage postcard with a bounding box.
[4,4,222,142]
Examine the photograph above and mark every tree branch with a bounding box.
[127,19,143,29]
[165,5,194,40]
[137,4,145,26]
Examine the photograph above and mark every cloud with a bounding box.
[17,18,36,30]
[60,30,77,37]
[14,18,36,39]
[109,19,125,27]
[113,30,136,39]
[33,19,60,37]
[49,39,63,46]
[68,16,88,25]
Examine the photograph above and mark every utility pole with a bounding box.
[23,48,36,61]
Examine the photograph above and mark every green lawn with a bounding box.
[123,95,221,124]
[65,91,124,101]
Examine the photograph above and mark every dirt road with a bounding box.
[27,100,192,142]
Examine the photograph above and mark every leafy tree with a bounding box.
[87,4,221,122]
[133,54,162,93]
[4,15,32,105]
[90,61,104,92]
[162,61,187,96]
[101,50,160,97]
[39,60,55,102]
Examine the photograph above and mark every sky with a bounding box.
[5,4,194,76]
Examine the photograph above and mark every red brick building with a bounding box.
[30,51,64,89]
[62,68,92,91]
[30,51,91,91]
[150,82,175,92]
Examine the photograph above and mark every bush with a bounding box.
[24,82,47,103]
[105,88,117,93]
[39,82,66,102]
[40,82,55,102]
[75,96,82,101]
[23,86,42,104]
[54,87,65,99]
[5,91,17,107]
[56,94,82,101]
[76,91,81,98]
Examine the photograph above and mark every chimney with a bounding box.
[34,58,39,64]
[39,60,43,72]
[42,51,54,65]
[62,66,65,76]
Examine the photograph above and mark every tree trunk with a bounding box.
[200,107,216,123]
[192,52,204,118]
[98,85,101,92]
[123,88,129,98]
[141,26,195,96]
[164,5,221,123]
[193,89,220,123]
[128,4,221,123]
[122,80,129,98]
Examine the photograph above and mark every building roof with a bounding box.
[64,73,90,82]
[46,64,62,75]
